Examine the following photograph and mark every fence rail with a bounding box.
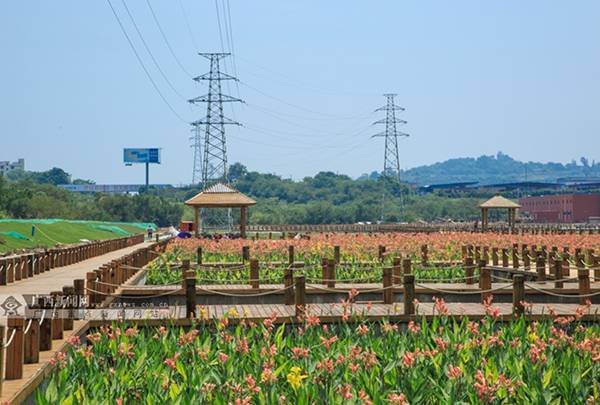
[0,234,146,286]
[246,223,600,234]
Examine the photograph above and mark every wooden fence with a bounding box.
[0,234,145,286]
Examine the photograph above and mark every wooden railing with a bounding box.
[0,237,171,394]
[245,223,600,234]
[0,234,145,286]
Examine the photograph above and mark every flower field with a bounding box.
[37,309,599,404]
[145,256,466,285]
[143,232,600,285]
[168,232,600,263]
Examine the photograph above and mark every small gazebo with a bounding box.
[185,183,256,238]
[479,195,521,231]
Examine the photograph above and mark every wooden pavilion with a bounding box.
[185,183,256,238]
[479,195,521,231]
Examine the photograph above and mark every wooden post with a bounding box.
[502,248,509,268]
[242,246,250,262]
[578,268,590,305]
[37,297,53,352]
[184,269,196,318]
[554,260,564,289]
[402,258,412,275]
[62,286,74,330]
[250,259,259,289]
[240,206,247,239]
[288,245,295,266]
[50,291,63,340]
[24,319,40,364]
[464,257,474,285]
[403,274,415,315]
[74,279,85,311]
[512,274,525,316]
[420,245,428,266]
[0,258,6,285]
[197,247,203,265]
[512,248,519,269]
[5,316,24,380]
[383,267,393,304]
[479,261,491,304]
[295,275,306,318]
[333,246,340,264]
[393,256,402,285]
[0,325,4,396]
[378,245,386,262]
[523,248,530,271]
[492,247,499,266]
[321,258,328,285]
[536,256,546,281]
[284,268,294,305]
[86,272,96,308]
[327,259,336,288]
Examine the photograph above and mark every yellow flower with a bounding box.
[227,308,240,318]
[287,366,308,391]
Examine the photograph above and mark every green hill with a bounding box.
[399,152,600,186]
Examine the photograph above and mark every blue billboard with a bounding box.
[123,148,161,164]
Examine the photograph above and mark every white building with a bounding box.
[0,159,25,175]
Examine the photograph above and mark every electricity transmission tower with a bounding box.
[188,53,242,187]
[372,93,409,222]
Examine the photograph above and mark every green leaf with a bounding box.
[542,368,553,390]
[169,382,181,400]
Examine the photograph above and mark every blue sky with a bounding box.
[2,1,600,184]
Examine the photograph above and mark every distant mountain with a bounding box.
[362,152,600,186]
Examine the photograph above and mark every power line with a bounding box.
[214,0,236,121]
[145,0,193,78]
[177,0,199,51]
[224,0,241,99]
[120,0,188,101]
[236,55,380,98]
[105,0,189,124]
[245,101,373,122]
[241,81,369,119]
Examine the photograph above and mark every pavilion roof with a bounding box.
[185,183,256,208]
[479,195,521,209]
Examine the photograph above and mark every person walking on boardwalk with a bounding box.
[147,226,153,241]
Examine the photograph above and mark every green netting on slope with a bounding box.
[0,231,30,240]
[87,224,132,236]
[0,219,156,230]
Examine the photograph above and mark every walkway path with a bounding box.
[0,241,152,296]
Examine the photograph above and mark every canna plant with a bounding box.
[37,304,599,404]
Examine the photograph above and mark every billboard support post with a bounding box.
[123,148,161,190]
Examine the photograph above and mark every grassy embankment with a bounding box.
[0,219,152,253]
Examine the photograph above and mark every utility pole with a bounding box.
[188,53,242,187]
[372,94,409,223]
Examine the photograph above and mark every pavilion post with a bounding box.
[240,206,247,239]
[194,206,199,238]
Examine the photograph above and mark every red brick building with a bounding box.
[519,194,600,223]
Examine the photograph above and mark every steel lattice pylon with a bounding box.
[188,53,242,187]
[372,93,409,222]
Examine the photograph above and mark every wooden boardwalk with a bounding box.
[0,241,153,297]
[76,301,600,323]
